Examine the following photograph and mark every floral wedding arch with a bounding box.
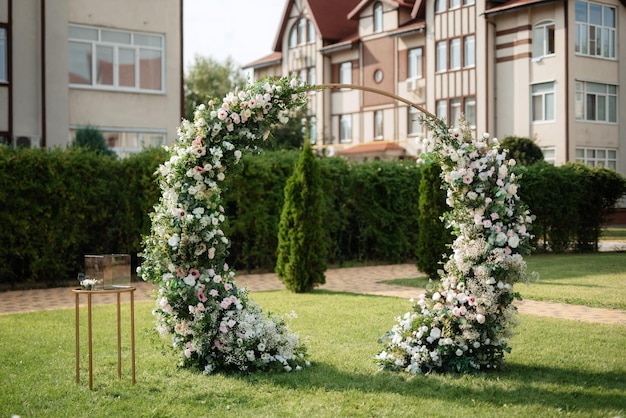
[140,75,533,374]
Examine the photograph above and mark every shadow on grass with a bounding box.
[237,361,626,414]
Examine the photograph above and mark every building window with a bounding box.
[575,0,616,59]
[408,107,423,136]
[531,82,555,122]
[450,98,462,126]
[541,147,556,165]
[449,0,461,9]
[308,20,316,43]
[436,100,447,122]
[339,115,352,143]
[575,81,617,123]
[69,25,164,92]
[436,41,447,72]
[449,38,461,70]
[464,97,476,128]
[308,67,316,86]
[408,47,423,79]
[309,116,317,144]
[435,0,446,13]
[299,68,307,84]
[339,62,352,85]
[0,27,7,82]
[533,21,555,59]
[289,26,298,48]
[463,0,475,4]
[464,35,475,67]
[373,2,383,33]
[298,18,307,45]
[576,147,617,169]
[374,110,384,140]
[71,127,166,158]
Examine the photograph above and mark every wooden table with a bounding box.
[72,287,136,390]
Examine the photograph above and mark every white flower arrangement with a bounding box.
[377,116,535,374]
[140,76,310,373]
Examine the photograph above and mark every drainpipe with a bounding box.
[563,0,569,162]
[40,0,46,147]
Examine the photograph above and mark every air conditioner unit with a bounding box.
[12,135,41,148]
[406,78,417,92]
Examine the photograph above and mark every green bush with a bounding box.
[0,146,166,288]
[71,125,117,157]
[275,142,327,292]
[499,136,544,166]
[416,163,453,279]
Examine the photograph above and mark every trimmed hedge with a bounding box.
[0,147,624,287]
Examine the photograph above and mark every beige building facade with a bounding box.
[246,0,626,180]
[0,0,182,156]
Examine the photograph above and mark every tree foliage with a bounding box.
[499,136,544,166]
[416,163,453,279]
[275,141,327,292]
[71,125,116,157]
[183,55,247,121]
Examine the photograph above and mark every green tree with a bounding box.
[416,163,453,280]
[183,55,247,121]
[275,141,327,292]
[71,125,116,157]
[499,136,544,166]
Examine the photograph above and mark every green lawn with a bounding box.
[382,252,626,310]
[1,291,625,417]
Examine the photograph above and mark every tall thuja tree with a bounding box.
[416,162,453,280]
[377,117,535,374]
[140,76,310,374]
[275,140,327,292]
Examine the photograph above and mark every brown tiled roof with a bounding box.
[337,141,405,155]
[484,0,558,15]
[272,0,359,52]
[244,52,282,69]
[387,19,426,37]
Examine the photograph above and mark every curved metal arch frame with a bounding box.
[315,83,435,119]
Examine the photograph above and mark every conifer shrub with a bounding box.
[275,142,327,292]
[416,163,453,279]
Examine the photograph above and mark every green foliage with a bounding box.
[0,146,166,287]
[275,142,327,292]
[183,55,247,121]
[499,136,544,166]
[415,163,453,279]
[71,125,116,157]
[517,162,626,252]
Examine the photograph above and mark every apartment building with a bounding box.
[245,0,625,180]
[0,0,183,156]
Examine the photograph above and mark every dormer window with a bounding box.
[373,2,383,33]
[289,18,316,48]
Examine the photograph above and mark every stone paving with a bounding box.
[1,263,625,326]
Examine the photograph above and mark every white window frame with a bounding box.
[373,2,383,33]
[464,35,475,67]
[574,0,616,59]
[0,27,7,82]
[339,61,352,85]
[449,38,461,70]
[436,41,447,72]
[408,107,423,136]
[541,147,556,165]
[449,0,461,9]
[308,116,317,144]
[435,0,446,13]
[307,20,316,43]
[308,67,316,86]
[576,147,617,169]
[450,98,462,126]
[436,100,448,123]
[464,97,476,128]
[339,114,352,143]
[408,47,423,79]
[68,25,165,93]
[533,21,555,59]
[575,81,617,123]
[374,110,384,140]
[531,82,555,122]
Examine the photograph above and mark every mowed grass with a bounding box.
[1,290,625,418]
[382,252,626,310]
